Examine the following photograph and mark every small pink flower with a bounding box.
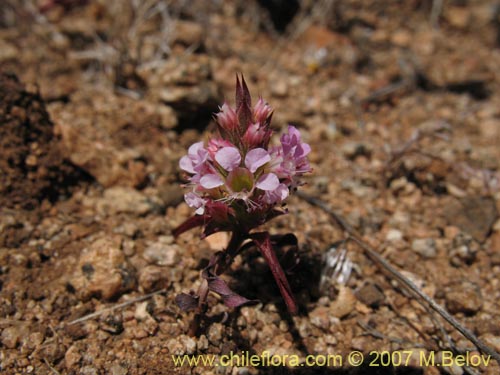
[253,98,273,124]
[263,183,289,204]
[184,192,207,215]
[243,122,272,149]
[179,141,208,174]
[271,125,312,183]
[216,103,238,132]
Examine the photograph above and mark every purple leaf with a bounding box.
[235,76,253,133]
[207,277,234,295]
[235,75,252,110]
[172,214,209,237]
[206,275,255,308]
[175,293,199,311]
[250,232,298,315]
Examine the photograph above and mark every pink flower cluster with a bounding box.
[179,80,311,219]
[174,77,311,318]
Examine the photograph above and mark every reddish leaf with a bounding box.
[235,75,252,110]
[207,276,255,308]
[175,293,199,311]
[172,214,208,237]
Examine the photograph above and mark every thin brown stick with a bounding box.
[296,191,500,364]
[43,358,61,375]
[357,320,425,348]
[65,289,166,326]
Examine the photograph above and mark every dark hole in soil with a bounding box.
[256,0,300,32]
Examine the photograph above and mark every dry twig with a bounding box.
[65,289,166,326]
[43,358,61,375]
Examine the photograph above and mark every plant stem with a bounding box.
[214,230,245,275]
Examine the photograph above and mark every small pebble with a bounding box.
[356,283,385,307]
[445,281,483,315]
[207,323,223,346]
[411,238,437,258]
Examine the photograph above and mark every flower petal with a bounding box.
[245,148,271,173]
[179,155,195,174]
[184,192,205,211]
[215,147,241,171]
[262,183,289,204]
[200,174,224,189]
[256,173,279,191]
[188,141,205,155]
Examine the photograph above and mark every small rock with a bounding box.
[351,337,367,352]
[474,315,500,335]
[444,196,498,243]
[445,6,471,29]
[449,232,477,266]
[109,363,128,375]
[64,345,81,369]
[240,307,257,325]
[356,283,385,307]
[341,141,371,160]
[143,238,179,266]
[113,222,139,238]
[158,184,184,207]
[270,78,288,97]
[134,302,151,321]
[96,187,155,216]
[138,265,168,292]
[80,366,99,375]
[411,238,437,258]
[391,29,412,47]
[330,286,357,318]
[179,335,197,355]
[204,232,229,251]
[23,331,45,350]
[207,323,223,346]
[445,281,483,315]
[166,338,185,356]
[1,326,22,349]
[64,324,88,340]
[309,306,330,329]
[71,238,136,301]
[479,119,500,139]
[197,335,209,351]
[157,105,178,129]
[174,20,204,46]
[100,314,124,334]
[0,40,18,61]
[386,229,403,242]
